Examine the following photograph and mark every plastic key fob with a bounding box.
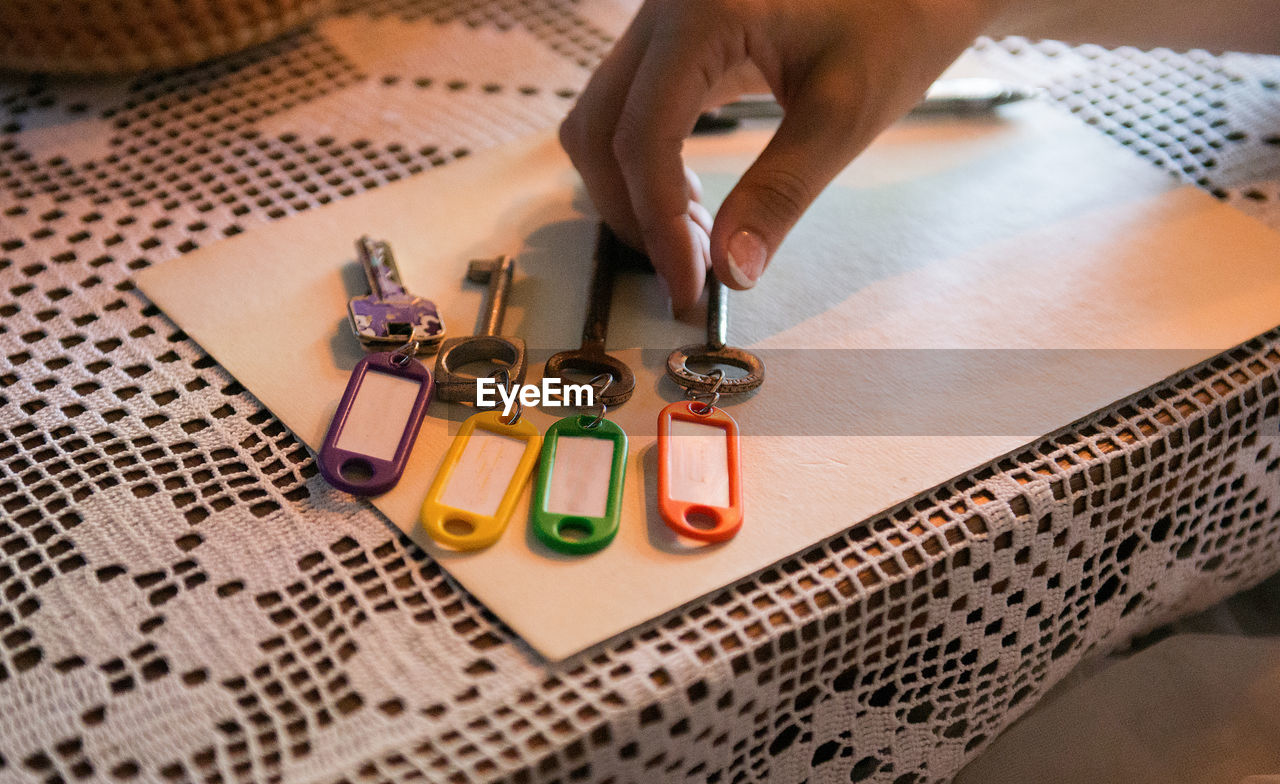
[318,352,434,496]
[657,400,743,542]
[421,410,541,550]
[532,415,627,555]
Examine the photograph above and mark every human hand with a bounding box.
[560,0,1003,314]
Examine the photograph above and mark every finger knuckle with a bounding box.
[702,0,752,23]
[811,86,866,136]
[745,167,813,227]
[609,109,646,168]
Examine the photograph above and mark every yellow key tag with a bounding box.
[421,410,541,551]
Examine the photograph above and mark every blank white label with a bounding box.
[666,419,730,507]
[439,428,529,517]
[334,369,421,461]
[545,436,616,518]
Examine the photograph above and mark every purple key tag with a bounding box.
[319,350,434,496]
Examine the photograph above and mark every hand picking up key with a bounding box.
[559,0,1003,314]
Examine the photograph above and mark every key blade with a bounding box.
[481,256,514,337]
[357,236,409,300]
[707,273,728,351]
[460,256,516,338]
[582,226,624,349]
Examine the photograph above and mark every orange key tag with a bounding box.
[657,399,743,542]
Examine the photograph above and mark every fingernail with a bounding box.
[726,230,767,288]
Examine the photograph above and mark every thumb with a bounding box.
[710,86,867,290]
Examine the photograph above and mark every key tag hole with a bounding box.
[443,518,475,537]
[339,458,374,483]
[684,508,721,531]
[556,519,594,542]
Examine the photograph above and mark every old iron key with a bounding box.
[433,255,527,402]
[666,273,765,395]
[347,236,446,350]
[544,224,636,407]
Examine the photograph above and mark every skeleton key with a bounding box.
[434,256,527,402]
[666,273,764,395]
[544,224,636,407]
[347,236,446,350]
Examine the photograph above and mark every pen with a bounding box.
[692,77,1039,134]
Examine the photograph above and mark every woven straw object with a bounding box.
[0,0,336,74]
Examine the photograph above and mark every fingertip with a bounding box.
[727,229,768,288]
[711,222,769,291]
[648,214,708,317]
[684,165,704,203]
[664,257,705,317]
[670,278,708,318]
[672,236,712,319]
[606,218,646,258]
[689,200,713,236]
[652,269,672,315]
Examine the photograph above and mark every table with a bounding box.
[2,2,1279,781]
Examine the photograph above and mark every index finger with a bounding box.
[559,2,661,251]
[610,10,734,312]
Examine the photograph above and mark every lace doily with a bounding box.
[2,1,1279,781]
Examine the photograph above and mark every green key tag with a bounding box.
[532,414,628,555]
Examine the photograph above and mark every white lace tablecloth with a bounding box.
[2,1,1279,782]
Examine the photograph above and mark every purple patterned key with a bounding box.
[347,236,446,350]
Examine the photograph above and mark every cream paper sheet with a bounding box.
[136,102,1280,660]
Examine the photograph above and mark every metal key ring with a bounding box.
[390,339,421,366]
[582,373,613,429]
[688,368,724,415]
[492,367,521,424]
